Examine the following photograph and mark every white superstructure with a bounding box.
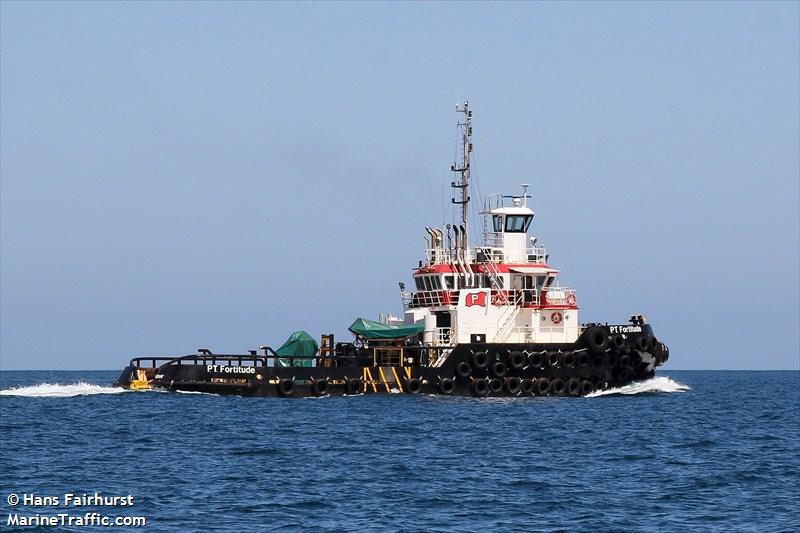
[397,102,579,346]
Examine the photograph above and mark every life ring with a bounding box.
[551,312,563,325]
[566,293,577,306]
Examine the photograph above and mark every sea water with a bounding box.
[0,370,797,532]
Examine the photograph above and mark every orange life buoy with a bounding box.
[566,294,577,306]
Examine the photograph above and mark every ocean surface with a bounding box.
[1,370,798,532]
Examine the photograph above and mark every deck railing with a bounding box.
[423,245,549,266]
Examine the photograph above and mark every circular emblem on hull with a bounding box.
[551,312,563,325]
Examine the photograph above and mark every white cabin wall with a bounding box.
[502,233,528,263]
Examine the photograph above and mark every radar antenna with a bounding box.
[451,101,472,252]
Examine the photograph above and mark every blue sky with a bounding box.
[1,1,798,370]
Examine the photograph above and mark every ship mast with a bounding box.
[451,101,473,252]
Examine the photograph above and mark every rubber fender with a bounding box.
[580,380,596,396]
[471,378,490,397]
[528,351,545,368]
[566,378,581,396]
[520,378,535,395]
[610,334,626,351]
[456,361,472,378]
[489,378,503,394]
[577,352,590,367]
[638,350,657,373]
[636,336,651,352]
[584,326,609,354]
[648,336,660,352]
[277,378,294,397]
[550,378,566,396]
[508,351,526,370]
[534,378,551,396]
[593,377,607,391]
[591,355,606,369]
[311,378,328,396]
[405,377,422,394]
[471,350,489,369]
[547,351,561,368]
[491,361,507,378]
[438,377,455,395]
[504,376,522,395]
[562,351,576,368]
[653,339,667,362]
[345,378,361,395]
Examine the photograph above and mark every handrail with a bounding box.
[127,344,458,371]
[423,245,549,266]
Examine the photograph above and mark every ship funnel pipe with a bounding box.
[447,228,453,251]
[459,224,470,285]
[434,228,443,248]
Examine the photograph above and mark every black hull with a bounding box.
[115,325,669,398]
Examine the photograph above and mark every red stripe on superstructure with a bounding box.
[414,263,553,275]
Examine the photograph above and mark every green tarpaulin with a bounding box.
[275,330,318,367]
[348,317,424,340]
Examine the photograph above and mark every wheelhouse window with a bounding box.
[504,215,532,233]
[414,277,423,290]
[444,276,454,289]
[493,215,503,232]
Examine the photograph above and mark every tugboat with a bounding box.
[114,102,669,397]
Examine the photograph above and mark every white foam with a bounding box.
[587,376,690,397]
[0,382,127,398]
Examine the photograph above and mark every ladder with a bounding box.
[493,291,524,342]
